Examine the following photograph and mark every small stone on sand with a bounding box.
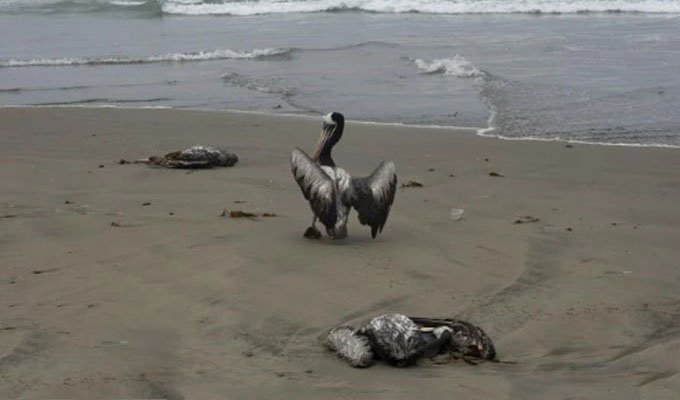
[401,180,424,188]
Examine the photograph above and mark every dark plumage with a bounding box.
[291,112,397,239]
[409,317,497,361]
[325,313,497,368]
[350,163,398,238]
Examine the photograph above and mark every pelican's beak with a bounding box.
[312,122,335,161]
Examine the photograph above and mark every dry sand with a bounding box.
[1,107,679,399]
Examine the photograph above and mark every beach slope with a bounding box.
[1,108,679,399]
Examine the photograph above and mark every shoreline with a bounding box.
[2,105,677,150]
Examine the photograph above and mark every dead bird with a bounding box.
[325,313,496,368]
[137,145,238,169]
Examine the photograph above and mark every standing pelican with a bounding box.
[291,112,397,239]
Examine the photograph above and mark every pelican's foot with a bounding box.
[303,225,322,239]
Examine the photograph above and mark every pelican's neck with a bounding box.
[318,119,343,168]
[318,147,335,167]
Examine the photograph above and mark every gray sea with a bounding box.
[1,0,679,146]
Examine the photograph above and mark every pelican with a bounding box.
[291,112,397,239]
[325,313,497,368]
[139,145,238,169]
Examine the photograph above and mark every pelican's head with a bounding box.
[313,112,345,161]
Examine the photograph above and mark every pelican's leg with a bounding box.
[303,216,322,239]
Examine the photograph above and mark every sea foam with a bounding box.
[109,0,148,5]
[0,48,291,68]
[413,55,483,78]
[160,0,680,16]
[2,0,680,15]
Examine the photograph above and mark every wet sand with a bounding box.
[1,107,679,399]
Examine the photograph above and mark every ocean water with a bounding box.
[1,1,679,146]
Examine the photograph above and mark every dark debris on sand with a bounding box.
[32,268,60,275]
[513,216,540,224]
[221,209,277,220]
[489,171,504,177]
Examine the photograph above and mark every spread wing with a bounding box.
[351,161,397,238]
[290,148,337,228]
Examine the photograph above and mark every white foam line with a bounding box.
[0,48,291,68]
[475,101,680,148]
[479,130,680,149]
[160,0,680,16]
[1,104,677,149]
[0,104,173,110]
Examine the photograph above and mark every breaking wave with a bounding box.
[412,55,483,78]
[160,0,680,16]
[109,0,147,5]
[0,48,292,68]
[3,0,680,16]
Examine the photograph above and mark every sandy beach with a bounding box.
[1,107,679,399]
